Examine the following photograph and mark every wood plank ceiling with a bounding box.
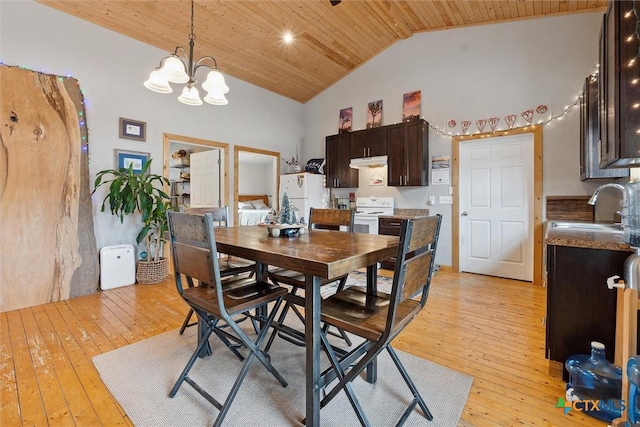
[36,0,607,103]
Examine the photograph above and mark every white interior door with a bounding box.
[190,149,221,208]
[459,134,533,281]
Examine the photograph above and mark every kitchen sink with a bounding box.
[550,221,624,233]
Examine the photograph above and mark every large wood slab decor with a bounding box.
[0,64,99,313]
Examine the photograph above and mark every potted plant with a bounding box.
[92,159,172,284]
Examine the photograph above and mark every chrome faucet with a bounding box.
[587,183,627,207]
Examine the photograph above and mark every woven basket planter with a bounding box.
[136,258,168,284]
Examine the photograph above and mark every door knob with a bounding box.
[461,211,468,216]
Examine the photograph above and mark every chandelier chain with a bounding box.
[189,0,196,42]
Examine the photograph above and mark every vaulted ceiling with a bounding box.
[37,0,607,103]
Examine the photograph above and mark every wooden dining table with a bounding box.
[212,225,399,426]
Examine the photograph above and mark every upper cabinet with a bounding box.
[387,119,429,186]
[350,127,387,159]
[580,74,628,179]
[599,0,640,169]
[326,119,429,188]
[326,133,358,188]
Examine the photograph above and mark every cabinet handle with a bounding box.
[390,222,401,226]
[363,148,366,157]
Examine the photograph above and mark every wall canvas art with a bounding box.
[366,100,383,128]
[339,107,352,133]
[402,90,421,122]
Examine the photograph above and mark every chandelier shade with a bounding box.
[143,70,173,94]
[204,91,229,106]
[143,0,229,106]
[178,85,203,106]
[159,55,190,84]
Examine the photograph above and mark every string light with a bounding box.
[628,1,640,137]
[426,95,581,139]
[0,61,90,153]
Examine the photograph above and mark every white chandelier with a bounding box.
[143,0,229,106]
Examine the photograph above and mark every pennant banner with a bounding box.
[489,117,500,131]
[504,114,517,129]
[441,101,563,135]
[536,104,548,114]
[521,109,534,124]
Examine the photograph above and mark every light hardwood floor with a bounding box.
[1,269,606,426]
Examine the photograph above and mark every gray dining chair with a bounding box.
[315,214,442,426]
[178,206,257,334]
[166,211,288,427]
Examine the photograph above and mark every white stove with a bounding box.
[353,196,395,234]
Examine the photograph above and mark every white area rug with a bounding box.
[93,314,473,426]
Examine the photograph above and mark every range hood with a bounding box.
[349,155,388,169]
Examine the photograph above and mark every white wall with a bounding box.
[303,12,623,266]
[2,1,624,267]
[1,0,304,253]
[239,163,274,198]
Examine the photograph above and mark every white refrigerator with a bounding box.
[279,173,326,223]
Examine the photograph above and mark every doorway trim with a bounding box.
[162,133,230,206]
[452,125,543,286]
[233,145,280,225]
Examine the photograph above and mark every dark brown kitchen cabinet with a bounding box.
[546,244,633,378]
[378,217,402,270]
[326,133,358,188]
[599,0,640,169]
[580,74,628,179]
[387,119,429,186]
[350,127,387,159]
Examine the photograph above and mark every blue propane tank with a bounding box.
[565,341,623,422]
[629,356,640,424]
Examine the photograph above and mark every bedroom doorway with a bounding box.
[233,145,280,225]
[162,133,230,210]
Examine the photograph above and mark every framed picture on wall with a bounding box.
[119,117,146,141]
[339,107,352,133]
[366,100,383,128]
[402,90,421,122]
[114,149,150,174]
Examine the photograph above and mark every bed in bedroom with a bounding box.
[238,195,272,225]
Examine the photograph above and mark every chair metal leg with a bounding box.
[212,298,289,427]
[324,324,353,346]
[264,287,303,352]
[387,345,433,422]
[211,327,245,361]
[320,339,386,407]
[179,308,196,335]
[319,327,371,427]
[225,298,288,387]
[172,298,288,427]
[268,286,353,350]
[169,324,214,398]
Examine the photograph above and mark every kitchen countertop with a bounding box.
[544,222,631,252]
[379,208,430,219]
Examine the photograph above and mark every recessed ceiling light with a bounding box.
[283,32,294,44]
